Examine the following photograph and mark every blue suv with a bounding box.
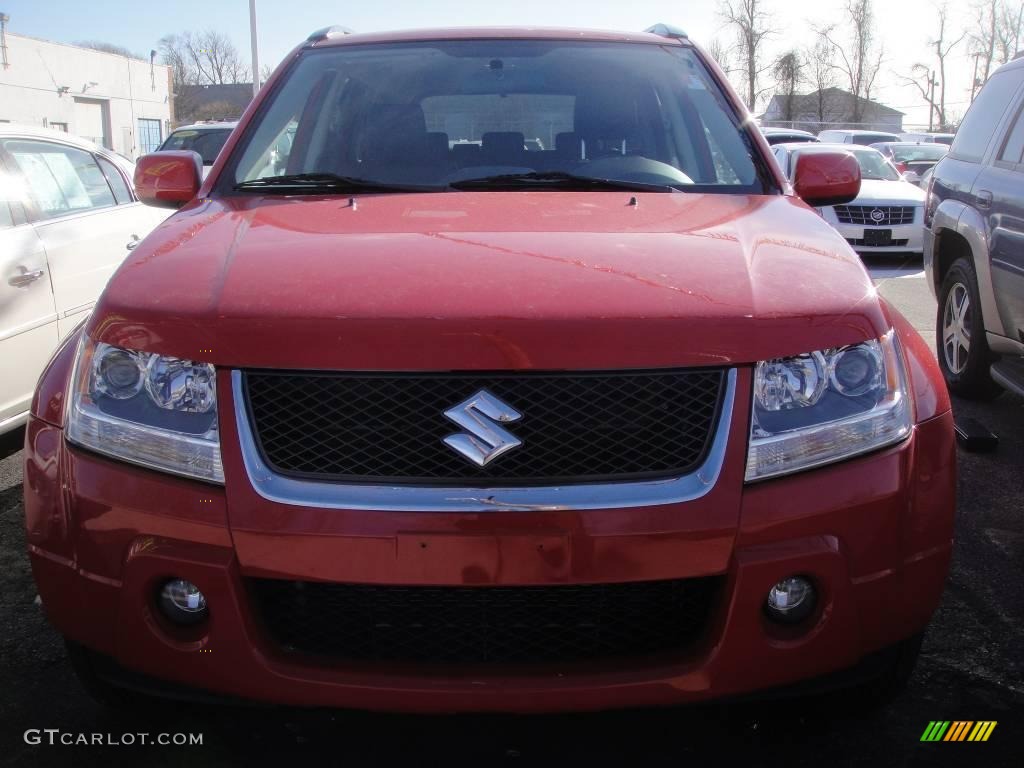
[925,56,1024,399]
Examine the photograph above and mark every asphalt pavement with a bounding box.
[1,253,1022,767]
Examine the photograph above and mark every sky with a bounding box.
[1,0,990,127]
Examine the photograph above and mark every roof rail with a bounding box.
[644,23,688,40]
[306,25,355,43]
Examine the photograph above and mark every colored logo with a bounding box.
[920,721,997,742]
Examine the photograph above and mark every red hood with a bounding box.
[90,192,887,370]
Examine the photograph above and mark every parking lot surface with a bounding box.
[1,254,1022,766]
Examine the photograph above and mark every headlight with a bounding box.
[66,338,223,483]
[745,331,911,481]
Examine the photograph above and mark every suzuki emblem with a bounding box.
[442,390,523,466]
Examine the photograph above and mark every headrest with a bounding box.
[482,132,525,156]
[555,131,582,158]
[574,93,638,140]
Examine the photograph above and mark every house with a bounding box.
[761,88,904,134]
[175,83,253,126]
[0,25,171,159]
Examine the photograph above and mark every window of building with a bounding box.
[137,118,163,155]
[50,122,69,132]
[2,139,116,219]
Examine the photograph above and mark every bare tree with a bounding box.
[896,64,941,130]
[970,0,1001,94]
[897,4,967,130]
[805,34,841,127]
[76,40,144,59]
[996,2,1024,63]
[718,0,775,111]
[160,30,249,87]
[159,34,194,91]
[704,37,734,73]
[771,50,804,123]
[184,30,248,86]
[933,5,968,128]
[819,0,884,124]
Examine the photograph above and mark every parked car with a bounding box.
[0,125,169,436]
[870,141,949,186]
[25,25,954,715]
[899,132,955,145]
[925,56,1024,399]
[156,121,237,178]
[760,127,820,145]
[773,143,926,253]
[817,129,900,145]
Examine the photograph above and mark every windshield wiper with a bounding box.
[447,171,682,193]
[233,173,442,193]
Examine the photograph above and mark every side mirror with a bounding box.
[792,151,861,207]
[134,151,203,209]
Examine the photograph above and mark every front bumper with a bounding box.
[833,221,924,253]
[24,395,956,713]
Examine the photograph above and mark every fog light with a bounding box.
[158,579,208,626]
[764,576,816,624]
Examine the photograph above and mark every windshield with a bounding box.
[160,129,232,165]
[890,145,948,162]
[848,149,901,181]
[229,40,767,193]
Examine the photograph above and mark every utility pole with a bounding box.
[970,53,981,102]
[928,71,937,132]
[249,0,260,97]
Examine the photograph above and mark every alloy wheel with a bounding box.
[942,282,972,374]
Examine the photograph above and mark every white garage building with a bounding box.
[0,22,172,160]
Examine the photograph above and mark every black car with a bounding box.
[925,57,1024,399]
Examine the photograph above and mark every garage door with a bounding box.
[72,98,108,148]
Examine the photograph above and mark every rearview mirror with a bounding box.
[134,151,203,209]
[792,152,861,208]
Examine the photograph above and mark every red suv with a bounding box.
[24,25,955,713]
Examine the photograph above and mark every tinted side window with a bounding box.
[96,155,133,203]
[950,72,1024,162]
[998,103,1024,165]
[3,140,116,219]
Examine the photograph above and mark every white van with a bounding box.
[817,129,900,145]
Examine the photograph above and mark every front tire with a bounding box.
[936,258,1002,400]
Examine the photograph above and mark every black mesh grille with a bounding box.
[833,205,916,225]
[250,578,722,664]
[243,368,725,485]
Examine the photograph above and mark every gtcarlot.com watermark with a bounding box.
[24,729,202,746]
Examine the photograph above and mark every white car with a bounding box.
[0,125,170,435]
[773,143,926,254]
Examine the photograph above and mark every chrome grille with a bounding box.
[833,205,916,226]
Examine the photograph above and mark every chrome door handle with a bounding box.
[126,235,141,250]
[8,269,45,288]
[976,190,993,209]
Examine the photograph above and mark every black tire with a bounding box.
[64,639,165,713]
[936,258,1002,400]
